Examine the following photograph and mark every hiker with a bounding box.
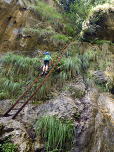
[42,52,52,74]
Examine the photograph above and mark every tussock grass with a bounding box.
[23,27,55,37]
[53,34,72,44]
[35,115,76,151]
[0,53,41,99]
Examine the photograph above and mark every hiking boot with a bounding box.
[45,71,47,74]
[42,72,44,75]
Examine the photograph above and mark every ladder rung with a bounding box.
[11,109,19,110]
[24,95,30,98]
[35,82,39,84]
[27,91,33,93]
[18,102,24,103]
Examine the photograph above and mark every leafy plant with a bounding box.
[35,115,76,151]
[0,139,18,152]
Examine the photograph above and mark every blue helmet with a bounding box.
[46,52,49,55]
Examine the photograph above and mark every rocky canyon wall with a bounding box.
[0,0,65,54]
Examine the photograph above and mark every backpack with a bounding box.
[44,55,50,61]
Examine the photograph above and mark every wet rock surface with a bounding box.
[1,86,114,152]
[74,91,114,152]
[91,93,114,152]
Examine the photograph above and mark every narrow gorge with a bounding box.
[0,0,114,152]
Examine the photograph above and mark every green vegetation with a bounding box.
[32,0,63,22]
[53,34,72,43]
[23,0,63,24]
[0,48,82,101]
[23,27,55,36]
[35,115,76,151]
[0,53,41,100]
[1,38,112,101]
[92,39,114,45]
[0,137,18,152]
[22,0,77,37]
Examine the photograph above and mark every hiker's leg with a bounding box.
[43,65,45,72]
[46,65,48,71]
[43,61,47,72]
[45,61,49,71]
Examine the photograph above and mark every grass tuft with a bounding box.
[35,115,76,151]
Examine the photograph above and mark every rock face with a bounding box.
[0,0,65,54]
[0,76,114,152]
[0,117,32,152]
[72,89,114,152]
[11,87,114,152]
[82,1,114,43]
[68,75,86,99]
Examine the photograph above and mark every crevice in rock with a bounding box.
[6,16,12,23]
[13,21,16,24]
[110,87,114,95]
[6,128,14,133]
[19,7,26,11]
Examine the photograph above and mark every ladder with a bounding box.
[2,34,79,119]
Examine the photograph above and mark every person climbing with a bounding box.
[42,52,52,75]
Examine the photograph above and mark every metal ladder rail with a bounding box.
[11,33,79,119]
[2,73,42,117]
[2,43,68,117]
[3,33,79,118]
[50,34,79,65]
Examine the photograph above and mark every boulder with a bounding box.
[0,117,32,152]
[82,2,114,44]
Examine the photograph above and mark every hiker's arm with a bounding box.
[50,56,53,61]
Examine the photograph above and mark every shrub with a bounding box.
[53,34,71,44]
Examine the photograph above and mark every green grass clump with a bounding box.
[95,39,114,45]
[35,115,76,151]
[53,34,72,44]
[23,27,55,36]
